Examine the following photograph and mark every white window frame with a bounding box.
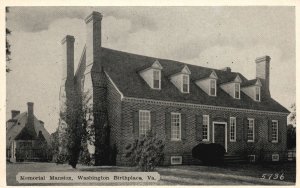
[210,79,217,96]
[139,110,151,136]
[202,115,210,141]
[271,120,279,143]
[171,156,182,165]
[171,112,181,141]
[272,154,279,161]
[234,83,240,99]
[230,117,236,142]
[182,74,189,93]
[255,86,261,101]
[248,155,256,163]
[152,69,161,89]
[247,118,255,142]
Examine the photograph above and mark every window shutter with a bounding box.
[243,118,248,141]
[255,119,259,142]
[165,112,171,141]
[151,111,156,135]
[268,119,272,142]
[181,114,186,141]
[236,117,242,142]
[133,110,139,139]
[278,120,282,143]
[195,115,203,141]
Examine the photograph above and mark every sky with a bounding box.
[6,7,295,134]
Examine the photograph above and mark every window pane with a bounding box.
[210,79,216,96]
[182,75,189,92]
[153,70,160,89]
[202,115,209,140]
[256,87,260,101]
[272,121,278,142]
[171,113,181,140]
[247,119,254,141]
[235,83,240,99]
[139,111,151,136]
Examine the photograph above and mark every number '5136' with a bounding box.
[261,173,284,180]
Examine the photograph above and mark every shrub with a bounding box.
[55,153,69,164]
[125,131,164,171]
[192,143,225,165]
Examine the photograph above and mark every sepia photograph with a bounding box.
[5,5,296,186]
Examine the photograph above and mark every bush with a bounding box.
[125,131,165,171]
[55,153,69,164]
[192,143,225,165]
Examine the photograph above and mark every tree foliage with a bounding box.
[6,7,11,72]
[287,124,296,149]
[125,131,165,171]
[59,90,96,168]
[289,103,296,126]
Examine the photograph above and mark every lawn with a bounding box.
[6,161,295,186]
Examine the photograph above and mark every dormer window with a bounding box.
[170,65,191,93]
[139,60,163,90]
[182,74,189,93]
[234,83,240,99]
[255,86,260,101]
[210,79,216,96]
[153,69,161,89]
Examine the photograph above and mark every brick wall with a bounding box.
[117,99,287,165]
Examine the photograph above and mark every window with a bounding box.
[171,113,181,141]
[182,74,189,93]
[248,155,256,163]
[247,118,255,142]
[230,117,236,141]
[210,79,216,96]
[171,156,182,165]
[139,110,151,136]
[272,154,279,162]
[153,70,161,89]
[272,120,278,143]
[255,86,260,101]
[202,115,209,141]
[234,83,240,99]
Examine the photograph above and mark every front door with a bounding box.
[214,123,226,149]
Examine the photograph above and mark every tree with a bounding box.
[6,7,11,72]
[287,124,296,149]
[125,131,165,171]
[289,103,296,126]
[59,90,95,168]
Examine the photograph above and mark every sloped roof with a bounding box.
[6,112,51,148]
[77,47,289,113]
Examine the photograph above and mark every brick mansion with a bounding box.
[59,11,289,165]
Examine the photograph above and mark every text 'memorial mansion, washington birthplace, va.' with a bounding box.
[59,11,289,166]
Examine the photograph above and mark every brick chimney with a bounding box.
[221,67,231,72]
[255,56,270,95]
[27,102,34,127]
[11,110,20,119]
[85,11,103,71]
[84,11,109,165]
[61,35,75,84]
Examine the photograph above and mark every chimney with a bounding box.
[255,56,270,94]
[61,35,75,83]
[85,11,103,68]
[27,102,34,116]
[11,110,20,119]
[221,67,231,72]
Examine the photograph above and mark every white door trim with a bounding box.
[212,121,227,152]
